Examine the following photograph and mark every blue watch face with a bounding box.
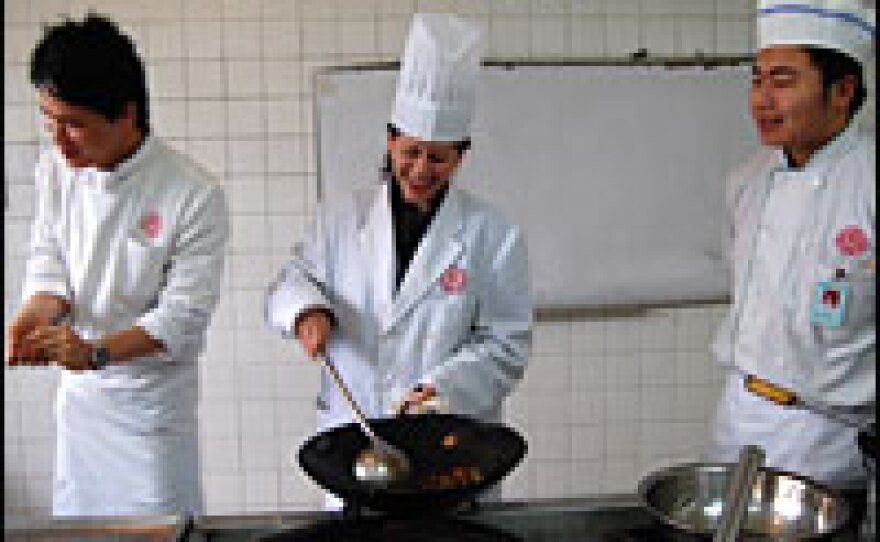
[92,346,109,369]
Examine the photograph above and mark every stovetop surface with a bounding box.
[191,497,697,542]
[191,495,862,542]
[5,495,861,541]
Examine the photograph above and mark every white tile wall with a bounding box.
[3,0,753,519]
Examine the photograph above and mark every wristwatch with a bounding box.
[90,344,110,370]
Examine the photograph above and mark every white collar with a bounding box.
[771,122,859,186]
[64,135,155,191]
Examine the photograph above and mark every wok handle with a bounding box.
[713,444,765,542]
[314,353,380,442]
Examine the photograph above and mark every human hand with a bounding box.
[6,294,71,366]
[6,312,51,366]
[397,384,439,415]
[22,324,94,371]
[294,308,333,359]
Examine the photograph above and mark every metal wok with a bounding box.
[298,413,527,514]
[638,463,854,540]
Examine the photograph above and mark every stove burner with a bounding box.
[256,516,522,542]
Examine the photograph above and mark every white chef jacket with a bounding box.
[265,181,532,432]
[708,124,875,488]
[23,135,229,515]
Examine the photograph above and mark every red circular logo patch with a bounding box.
[439,266,467,294]
[834,225,868,257]
[142,212,162,239]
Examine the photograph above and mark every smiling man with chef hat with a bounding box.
[265,12,532,503]
[708,0,875,510]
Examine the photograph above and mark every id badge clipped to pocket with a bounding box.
[809,279,850,328]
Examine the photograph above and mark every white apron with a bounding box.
[54,364,202,515]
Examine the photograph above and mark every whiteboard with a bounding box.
[315,63,759,308]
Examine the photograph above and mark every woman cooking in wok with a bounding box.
[264,13,532,507]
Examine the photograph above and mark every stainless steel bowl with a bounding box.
[638,463,853,540]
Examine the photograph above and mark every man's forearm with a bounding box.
[98,326,166,365]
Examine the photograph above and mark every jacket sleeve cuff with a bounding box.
[22,281,70,304]
[417,370,464,413]
[265,287,329,339]
[135,311,187,359]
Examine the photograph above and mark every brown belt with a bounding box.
[744,374,798,406]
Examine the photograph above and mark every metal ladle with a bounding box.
[713,444,765,542]
[315,354,411,487]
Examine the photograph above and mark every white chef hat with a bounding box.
[758,1,876,66]
[390,13,484,142]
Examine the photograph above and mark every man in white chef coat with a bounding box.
[265,11,531,470]
[708,0,875,500]
[5,14,229,516]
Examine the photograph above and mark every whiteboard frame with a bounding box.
[312,54,754,202]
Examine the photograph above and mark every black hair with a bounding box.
[381,123,471,174]
[30,13,150,133]
[806,47,867,121]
